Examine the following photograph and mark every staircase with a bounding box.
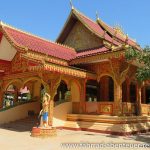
[0,115,39,132]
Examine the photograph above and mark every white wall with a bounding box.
[0,101,40,124]
[0,36,17,61]
[53,102,72,127]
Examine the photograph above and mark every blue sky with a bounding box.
[0,0,150,48]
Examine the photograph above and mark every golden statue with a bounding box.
[39,93,50,127]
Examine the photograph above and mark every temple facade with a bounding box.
[0,8,150,135]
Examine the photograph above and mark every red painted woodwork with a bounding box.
[0,59,11,74]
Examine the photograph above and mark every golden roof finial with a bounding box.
[70,0,74,9]
[113,23,126,38]
[96,11,100,20]
[126,34,128,41]
[0,20,3,26]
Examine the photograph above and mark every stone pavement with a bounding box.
[0,128,149,150]
[0,116,149,150]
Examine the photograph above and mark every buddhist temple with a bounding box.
[0,7,149,136]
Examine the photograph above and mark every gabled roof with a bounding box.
[0,22,76,61]
[0,8,142,65]
[57,8,120,46]
[57,8,142,51]
[97,19,141,50]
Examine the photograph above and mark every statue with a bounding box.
[39,93,50,127]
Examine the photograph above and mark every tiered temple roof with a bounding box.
[0,8,142,64]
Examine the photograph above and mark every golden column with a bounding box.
[109,58,130,116]
[79,79,87,114]
[48,76,61,126]
[136,83,142,116]
[114,82,122,116]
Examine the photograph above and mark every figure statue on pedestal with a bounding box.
[39,93,50,127]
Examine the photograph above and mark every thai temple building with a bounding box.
[0,7,150,135]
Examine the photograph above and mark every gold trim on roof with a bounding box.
[97,19,137,44]
[29,62,96,79]
[22,52,68,66]
[70,49,126,65]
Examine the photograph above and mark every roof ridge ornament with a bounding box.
[96,11,100,20]
[70,0,74,10]
[0,20,4,26]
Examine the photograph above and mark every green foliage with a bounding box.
[125,46,150,82]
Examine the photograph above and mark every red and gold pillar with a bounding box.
[114,82,122,116]
[47,76,61,126]
[79,79,87,114]
[136,83,142,116]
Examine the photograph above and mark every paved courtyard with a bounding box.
[0,128,149,150]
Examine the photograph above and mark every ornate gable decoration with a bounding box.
[113,25,126,38]
[11,53,28,73]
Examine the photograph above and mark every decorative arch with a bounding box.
[54,80,69,102]
[61,77,69,88]
[4,78,23,91]
[23,77,42,86]
[97,73,116,84]
[69,79,81,91]
[23,76,49,92]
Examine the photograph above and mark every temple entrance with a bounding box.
[86,80,99,102]
[54,80,70,102]
[130,82,136,103]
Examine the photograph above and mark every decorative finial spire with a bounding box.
[70,0,74,9]
[96,11,100,20]
[0,20,3,25]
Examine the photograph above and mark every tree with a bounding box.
[125,46,150,82]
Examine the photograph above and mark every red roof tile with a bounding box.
[97,20,141,50]
[76,47,109,58]
[2,26,76,61]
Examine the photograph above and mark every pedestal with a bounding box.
[31,126,57,137]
